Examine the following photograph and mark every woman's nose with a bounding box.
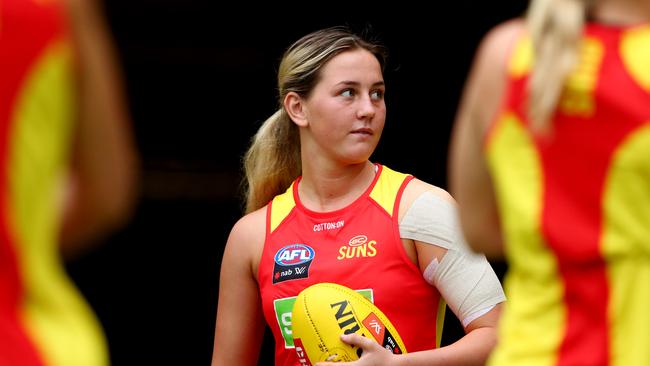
[356,96,376,120]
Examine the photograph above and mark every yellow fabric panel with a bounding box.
[508,35,532,78]
[620,26,650,91]
[270,183,297,233]
[435,298,446,349]
[601,125,650,366]
[10,41,108,366]
[486,114,565,366]
[369,165,408,216]
[558,37,603,117]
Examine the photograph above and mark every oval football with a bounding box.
[291,282,407,365]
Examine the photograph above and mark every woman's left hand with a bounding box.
[315,333,397,365]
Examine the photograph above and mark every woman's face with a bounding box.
[301,48,386,165]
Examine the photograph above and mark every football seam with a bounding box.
[302,290,329,355]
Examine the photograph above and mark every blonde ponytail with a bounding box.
[243,109,301,213]
[527,0,589,132]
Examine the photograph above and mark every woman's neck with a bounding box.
[592,0,650,25]
[298,160,376,212]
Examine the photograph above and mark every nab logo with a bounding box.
[273,244,315,284]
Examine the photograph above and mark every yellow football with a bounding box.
[291,282,407,365]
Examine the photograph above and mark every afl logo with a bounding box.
[274,244,315,266]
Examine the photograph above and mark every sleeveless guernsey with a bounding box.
[258,164,444,366]
[0,0,108,365]
[486,23,650,365]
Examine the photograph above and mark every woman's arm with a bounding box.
[317,180,504,365]
[448,20,524,259]
[316,231,503,366]
[60,0,139,256]
[317,304,502,366]
[212,209,267,366]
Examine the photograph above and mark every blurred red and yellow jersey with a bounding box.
[486,22,650,365]
[0,0,108,365]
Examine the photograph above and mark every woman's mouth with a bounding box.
[351,128,373,135]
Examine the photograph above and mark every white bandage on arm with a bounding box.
[400,192,505,327]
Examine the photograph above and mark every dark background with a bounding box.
[66,2,527,365]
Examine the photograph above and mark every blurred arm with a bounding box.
[448,20,523,259]
[59,0,139,256]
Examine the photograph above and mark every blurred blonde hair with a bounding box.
[243,26,386,213]
[527,0,593,132]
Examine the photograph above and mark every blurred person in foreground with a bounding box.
[0,0,138,364]
[449,0,650,364]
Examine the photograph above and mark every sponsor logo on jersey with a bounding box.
[337,235,377,260]
[293,338,312,366]
[273,244,315,284]
[362,313,403,354]
[274,289,373,349]
[313,219,345,232]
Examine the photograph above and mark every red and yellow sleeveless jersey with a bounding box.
[485,23,650,365]
[258,164,444,366]
[0,0,108,365]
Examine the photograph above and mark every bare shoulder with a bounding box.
[228,207,266,248]
[472,18,525,90]
[224,206,267,272]
[478,18,525,60]
[399,178,455,219]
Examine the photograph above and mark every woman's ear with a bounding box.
[284,92,308,127]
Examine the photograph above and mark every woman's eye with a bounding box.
[371,90,384,100]
[340,89,354,97]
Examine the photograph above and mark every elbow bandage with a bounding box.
[400,191,505,327]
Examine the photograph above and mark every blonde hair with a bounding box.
[527,0,592,132]
[243,26,386,213]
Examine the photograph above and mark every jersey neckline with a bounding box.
[291,163,383,219]
[586,20,650,32]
